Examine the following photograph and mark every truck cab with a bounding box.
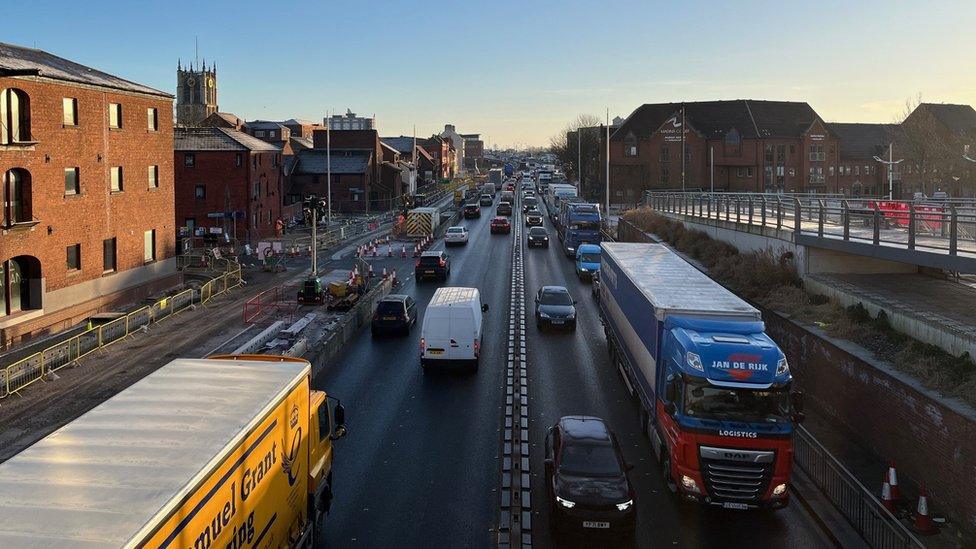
[653,317,798,509]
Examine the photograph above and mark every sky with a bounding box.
[6,0,975,148]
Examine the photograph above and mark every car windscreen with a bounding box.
[529,228,547,236]
[580,253,600,263]
[683,380,791,423]
[419,256,442,265]
[447,227,465,233]
[559,442,621,477]
[376,301,403,315]
[524,197,537,204]
[540,290,573,306]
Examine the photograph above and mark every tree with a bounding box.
[893,94,976,197]
[549,114,602,184]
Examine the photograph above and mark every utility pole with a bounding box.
[577,127,582,192]
[681,104,686,191]
[873,143,903,200]
[710,145,714,193]
[605,108,610,215]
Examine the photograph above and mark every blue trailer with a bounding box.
[557,199,601,257]
[599,242,802,509]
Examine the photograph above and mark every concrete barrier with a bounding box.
[307,278,394,378]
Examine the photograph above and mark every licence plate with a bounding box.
[427,349,444,356]
[383,316,397,321]
[425,270,435,274]
[722,502,749,510]
[583,521,610,529]
[551,320,564,325]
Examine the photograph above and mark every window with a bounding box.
[195,184,206,199]
[110,166,124,192]
[235,153,242,167]
[64,167,80,195]
[0,88,31,144]
[736,167,744,178]
[255,130,266,138]
[103,238,116,272]
[764,144,774,163]
[184,153,195,168]
[270,131,277,138]
[143,229,156,262]
[66,244,81,271]
[108,103,122,128]
[147,165,159,188]
[252,155,257,169]
[854,165,860,176]
[3,168,32,225]
[776,144,786,164]
[660,165,670,184]
[659,144,670,162]
[789,144,796,155]
[1,256,42,315]
[253,181,260,199]
[747,167,754,177]
[272,154,278,167]
[829,166,835,176]
[809,145,825,162]
[63,98,78,126]
[147,108,158,131]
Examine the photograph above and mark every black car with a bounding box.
[527,226,549,248]
[463,203,481,218]
[535,285,577,330]
[371,294,417,336]
[545,416,636,542]
[522,196,539,212]
[497,201,513,216]
[525,209,543,227]
[415,251,451,281]
[479,194,493,206]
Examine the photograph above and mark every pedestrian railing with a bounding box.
[794,425,925,549]
[0,267,242,399]
[643,191,976,260]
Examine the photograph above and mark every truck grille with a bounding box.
[699,446,774,503]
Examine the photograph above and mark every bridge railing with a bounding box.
[644,191,976,258]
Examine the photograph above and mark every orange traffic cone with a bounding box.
[880,481,894,512]
[914,485,938,535]
[372,246,377,257]
[368,264,375,278]
[391,269,398,286]
[401,245,407,258]
[388,245,393,257]
[887,462,901,502]
[382,267,388,279]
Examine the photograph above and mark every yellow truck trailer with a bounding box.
[0,354,346,548]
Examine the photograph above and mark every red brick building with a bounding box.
[0,42,177,348]
[174,127,282,242]
[828,123,896,197]
[420,135,455,181]
[609,100,839,202]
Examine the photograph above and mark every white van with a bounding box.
[420,287,489,371]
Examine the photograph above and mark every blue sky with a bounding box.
[7,0,975,147]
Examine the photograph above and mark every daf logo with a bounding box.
[724,451,748,460]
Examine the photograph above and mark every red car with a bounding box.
[490,216,512,234]
[504,183,515,192]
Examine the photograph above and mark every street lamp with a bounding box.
[873,143,903,200]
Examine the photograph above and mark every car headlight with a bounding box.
[579,267,588,272]
[772,483,788,496]
[616,499,633,511]
[776,357,790,376]
[556,496,576,509]
[686,352,704,372]
[680,475,701,494]
[539,311,551,319]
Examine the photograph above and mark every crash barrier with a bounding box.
[792,421,925,547]
[0,268,242,399]
[307,278,393,378]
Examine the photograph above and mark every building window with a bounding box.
[253,181,260,199]
[660,144,670,162]
[195,184,206,199]
[144,229,156,262]
[103,238,117,272]
[270,131,276,138]
[625,145,638,156]
[252,155,257,169]
[63,97,78,126]
[829,166,835,176]
[184,153,195,168]
[235,153,242,167]
[776,144,786,164]
[660,165,670,184]
[272,154,278,167]
[109,103,122,129]
[0,255,42,316]
[255,130,266,138]
[64,167,80,195]
[0,88,31,144]
[148,165,159,188]
[854,165,860,176]
[147,108,158,131]
[764,144,774,163]
[66,244,81,271]
[809,145,825,161]
[736,167,744,178]
[110,166,124,192]
[789,144,796,155]
[747,167,754,177]
[3,168,32,225]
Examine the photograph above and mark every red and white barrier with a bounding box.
[914,485,938,535]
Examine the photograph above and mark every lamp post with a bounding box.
[873,143,903,200]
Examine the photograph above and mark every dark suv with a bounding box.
[371,294,417,336]
[497,201,513,216]
[463,203,481,218]
[545,416,636,542]
[415,251,451,281]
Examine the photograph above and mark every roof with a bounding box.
[0,357,307,547]
[829,123,897,159]
[559,415,611,442]
[0,42,171,98]
[292,149,370,175]
[379,294,410,303]
[428,286,479,307]
[290,136,313,151]
[207,112,243,127]
[381,141,399,156]
[282,118,316,126]
[381,136,416,154]
[613,100,822,141]
[246,120,286,131]
[175,127,281,152]
[916,103,976,134]
[460,133,481,140]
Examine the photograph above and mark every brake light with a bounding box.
[439,258,446,267]
[415,259,421,268]
[474,339,481,356]
[419,338,426,353]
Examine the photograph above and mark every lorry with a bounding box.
[556,198,602,257]
[546,183,579,222]
[598,243,802,510]
[0,354,347,547]
[503,163,515,177]
[538,169,554,186]
[488,168,504,191]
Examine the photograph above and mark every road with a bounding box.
[317,188,833,547]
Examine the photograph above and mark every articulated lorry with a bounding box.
[546,183,578,221]
[0,354,347,547]
[599,243,803,510]
[488,168,504,191]
[556,198,602,257]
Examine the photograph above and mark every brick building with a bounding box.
[420,135,455,181]
[828,123,897,197]
[0,42,177,348]
[609,100,838,201]
[897,103,976,198]
[174,127,282,243]
[201,112,244,131]
[461,133,484,172]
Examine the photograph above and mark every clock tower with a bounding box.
[176,59,218,127]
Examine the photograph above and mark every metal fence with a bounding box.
[794,425,925,548]
[644,191,976,259]
[0,267,242,399]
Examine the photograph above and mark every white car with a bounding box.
[444,226,469,245]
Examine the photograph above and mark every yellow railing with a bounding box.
[1,267,242,399]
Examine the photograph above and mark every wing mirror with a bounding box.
[482,303,489,312]
[331,403,347,440]
[544,458,554,469]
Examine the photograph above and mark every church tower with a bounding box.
[176,59,218,127]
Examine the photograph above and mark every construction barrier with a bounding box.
[0,269,241,400]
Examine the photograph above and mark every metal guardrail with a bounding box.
[794,425,925,549]
[644,191,976,259]
[0,267,242,399]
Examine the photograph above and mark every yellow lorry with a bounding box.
[0,354,346,548]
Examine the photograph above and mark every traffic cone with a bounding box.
[880,481,894,512]
[391,269,398,286]
[368,264,375,278]
[914,485,938,535]
[401,245,407,258]
[388,245,393,257]
[353,266,359,278]
[413,244,421,257]
[382,267,388,279]
[372,245,378,257]
[887,462,901,502]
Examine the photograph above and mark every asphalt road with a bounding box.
[315,203,511,548]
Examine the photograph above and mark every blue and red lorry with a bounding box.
[599,242,803,509]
